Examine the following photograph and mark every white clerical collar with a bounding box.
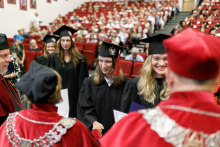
[104,76,113,87]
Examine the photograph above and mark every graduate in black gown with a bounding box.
[47,25,89,118]
[35,35,59,66]
[0,33,24,126]
[77,41,129,134]
[121,34,171,113]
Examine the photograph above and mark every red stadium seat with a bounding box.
[7,38,14,44]
[36,51,43,57]
[30,36,35,39]
[24,51,36,73]
[131,61,144,78]
[24,38,30,44]
[75,42,84,52]
[105,39,111,42]
[41,26,47,30]
[138,52,147,60]
[23,44,30,50]
[119,59,133,78]
[205,29,210,34]
[83,51,94,70]
[35,36,41,40]
[84,43,97,60]
[9,43,13,49]
[38,44,43,50]
[83,38,88,42]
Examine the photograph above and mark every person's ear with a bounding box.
[165,67,174,87]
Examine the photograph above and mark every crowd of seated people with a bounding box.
[7,0,179,77]
[171,0,220,37]
[51,0,177,54]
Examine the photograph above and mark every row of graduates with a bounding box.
[0,25,171,146]
[1,27,220,146]
[35,25,170,135]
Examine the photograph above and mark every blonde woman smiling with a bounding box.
[121,34,170,113]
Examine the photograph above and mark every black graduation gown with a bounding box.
[35,55,48,66]
[77,75,129,134]
[121,77,164,113]
[0,75,24,126]
[47,53,89,118]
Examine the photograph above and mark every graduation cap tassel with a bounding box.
[113,50,121,75]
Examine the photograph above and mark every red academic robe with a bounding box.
[0,75,24,125]
[0,103,100,147]
[100,91,220,147]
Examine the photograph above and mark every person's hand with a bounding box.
[4,75,9,79]
[18,61,22,64]
[93,121,104,135]
[21,63,24,67]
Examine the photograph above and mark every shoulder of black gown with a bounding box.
[77,75,97,130]
[35,55,44,62]
[78,53,87,61]
[121,76,140,113]
[35,55,49,66]
[122,75,130,83]
[77,53,89,93]
[46,53,60,68]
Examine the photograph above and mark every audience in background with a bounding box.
[179,3,220,37]
[125,47,144,62]
[18,29,30,39]
[10,35,25,78]
[87,34,98,43]
[143,42,149,56]
[28,39,41,51]
[28,28,36,36]
[31,12,40,29]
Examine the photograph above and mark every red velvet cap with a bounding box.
[163,28,220,80]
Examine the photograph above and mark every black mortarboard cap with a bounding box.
[140,34,171,55]
[99,40,121,58]
[0,33,9,50]
[43,34,60,44]
[53,25,77,38]
[15,61,58,103]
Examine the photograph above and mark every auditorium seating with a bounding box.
[119,59,133,78]
[75,41,84,53]
[138,52,147,60]
[36,51,43,57]
[24,51,36,73]
[23,44,30,50]
[131,61,144,78]
[84,43,97,61]
[83,51,94,70]
[183,1,220,35]
[7,38,14,44]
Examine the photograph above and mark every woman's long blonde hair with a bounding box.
[57,38,82,67]
[138,55,169,104]
[93,57,124,87]
[43,42,58,59]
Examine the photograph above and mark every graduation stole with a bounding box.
[139,106,220,147]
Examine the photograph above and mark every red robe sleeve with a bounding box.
[100,112,172,147]
[92,129,101,140]
[60,120,100,147]
[0,80,16,116]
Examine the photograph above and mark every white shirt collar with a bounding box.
[104,76,113,87]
